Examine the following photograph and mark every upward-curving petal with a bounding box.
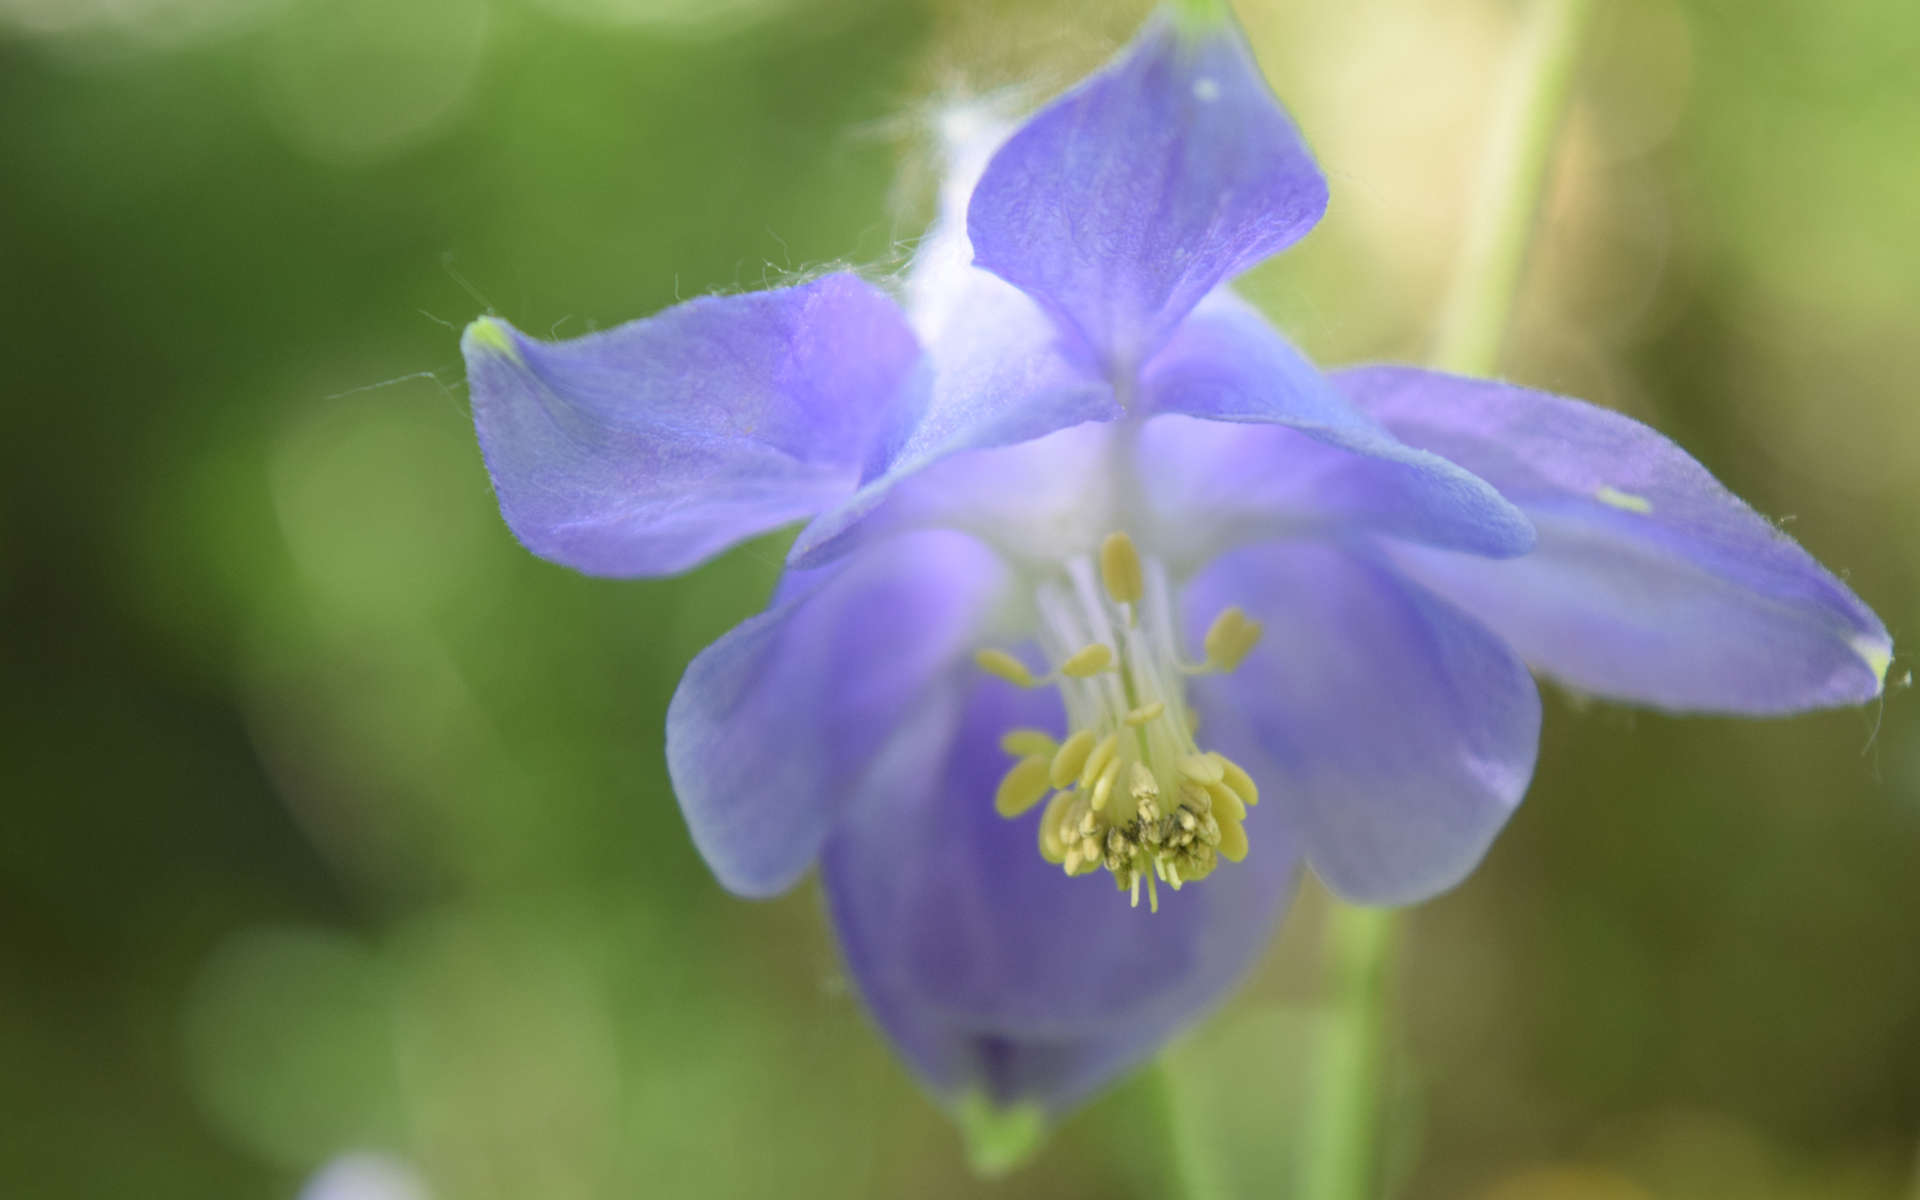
[1135,294,1535,566]
[1187,541,1541,905]
[788,268,1117,566]
[667,530,1012,898]
[1342,366,1892,714]
[464,273,920,578]
[795,422,1124,570]
[788,111,1119,568]
[823,673,1299,1114]
[1139,291,1375,431]
[967,5,1327,374]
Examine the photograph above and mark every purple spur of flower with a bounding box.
[460,2,1890,1120]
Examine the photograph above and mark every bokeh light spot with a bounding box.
[270,393,494,620]
[183,928,405,1168]
[299,1153,433,1200]
[255,0,490,165]
[528,0,796,39]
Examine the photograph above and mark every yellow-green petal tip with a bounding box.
[1852,634,1893,690]
[462,315,521,363]
[1167,0,1231,29]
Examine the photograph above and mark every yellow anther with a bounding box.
[1078,732,1119,790]
[983,555,1269,907]
[994,756,1052,817]
[1060,643,1113,677]
[1098,531,1144,608]
[976,649,1038,687]
[1186,706,1201,734]
[999,728,1058,758]
[1049,729,1096,789]
[1203,606,1263,671]
[1178,754,1223,785]
[1214,754,1258,806]
[1216,817,1249,863]
[1090,761,1118,812]
[1205,780,1246,821]
[1129,761,1160,804]
[1037,790,1076,863]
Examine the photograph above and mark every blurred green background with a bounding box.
[1,0,1915,1196]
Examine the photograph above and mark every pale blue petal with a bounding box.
[789,270,1116,565]
[464,273,919,577]
[793,299,1536,573]
[968,7,1327,371]
[823,674,1299,1112]
[666,531,1010,897]
[1136,296,1534,563]
[1343,366,1892,713]
[1139,291,1370,430]
[797,422,1121,570]
[1186,541,1540,905]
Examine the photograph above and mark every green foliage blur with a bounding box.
[1,0,1915,1196]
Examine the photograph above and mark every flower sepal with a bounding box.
[953,1093,1049,1179]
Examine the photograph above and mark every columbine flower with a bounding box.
[461,3,1889,1117]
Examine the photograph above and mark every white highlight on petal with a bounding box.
[933,100,1016,224]
[1192,76,1221,102]
[1594,485,1654,514]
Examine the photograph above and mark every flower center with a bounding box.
[976,532,1262,912]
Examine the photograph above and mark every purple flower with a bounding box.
[461,4,1889,1118]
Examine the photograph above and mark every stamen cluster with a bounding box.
[978,533,1263,911]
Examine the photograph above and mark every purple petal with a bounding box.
[1140,291,1378,430]
[798,422,1122,571]
[666,530,1010,897]
[1342,366,1892,714]
[793,299,1536,574]
[1136,294,1535,563]
[823,675,1299,1113]
[1187,541,1541,905]
[788,278,1116,565]
[787,111,1121,567]
[967,7,1327,372]
[464,273,919,577]
[882,274,1117,483]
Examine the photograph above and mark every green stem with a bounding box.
[1301,2,1597,1198]
[1299,905,1398,1199]
[1155,1060,1227,1200]
[1432,0,1599,377]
